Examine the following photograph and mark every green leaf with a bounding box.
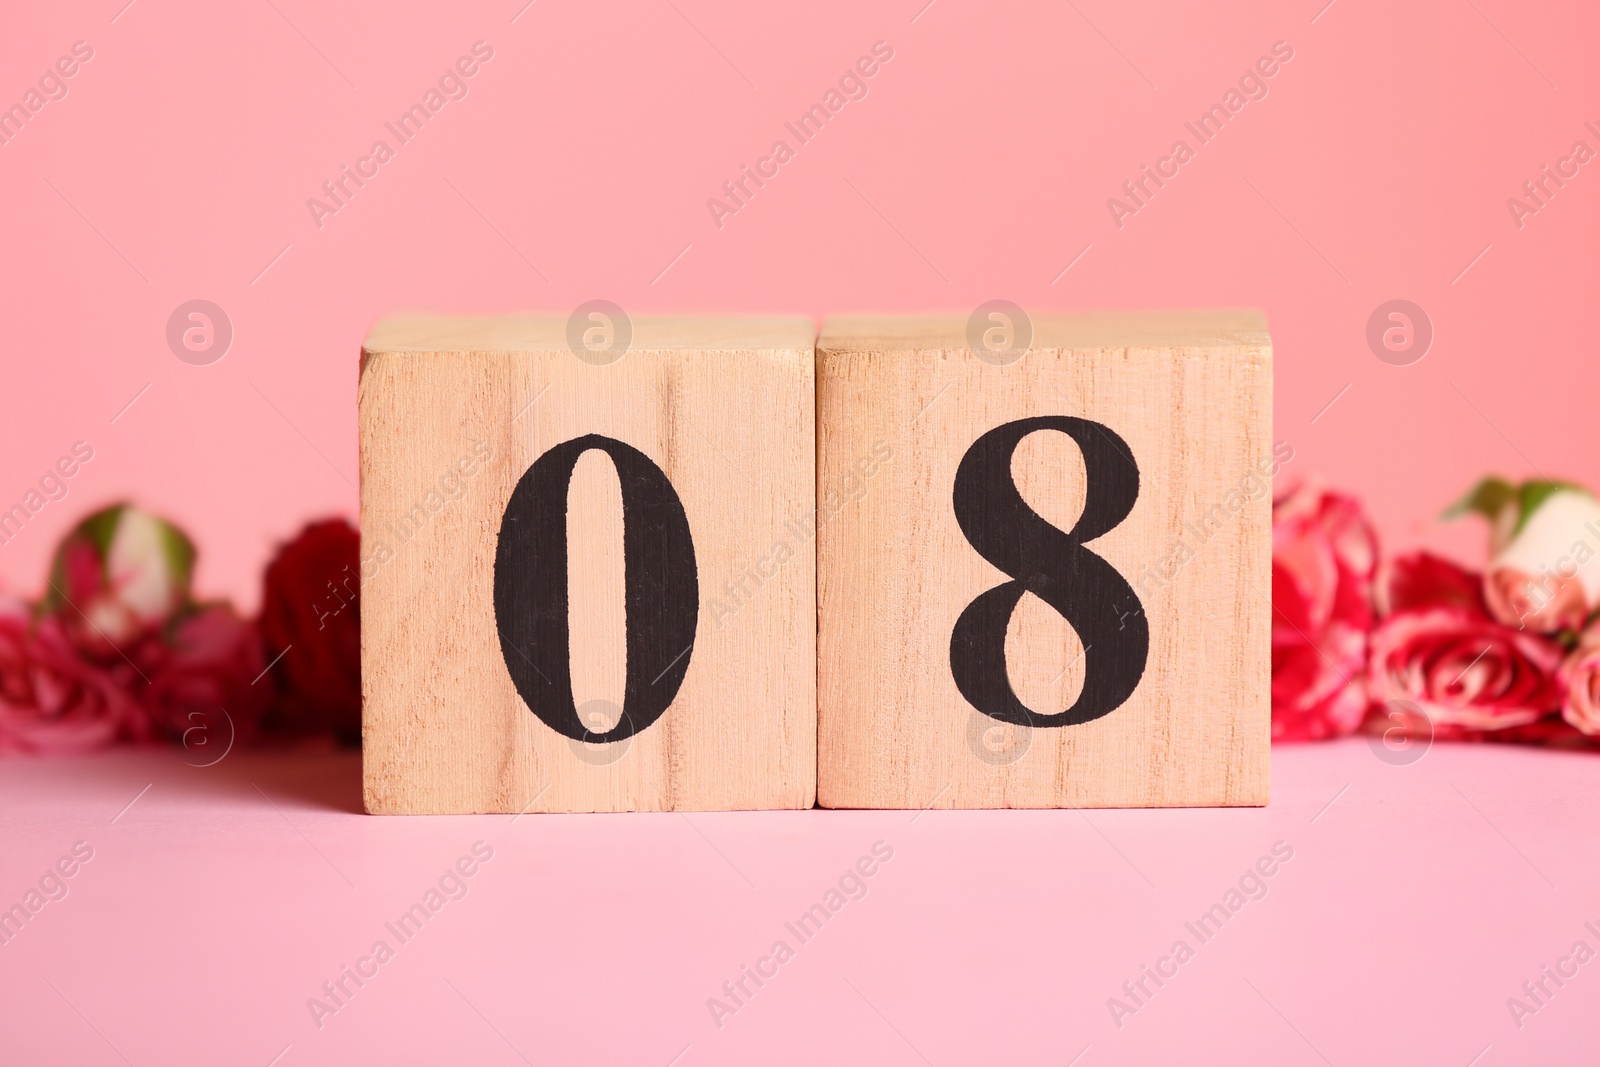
[1442,477,1515,522]
[1444,477,1596,537]
[76,504,129,555]
[158,518,198,602]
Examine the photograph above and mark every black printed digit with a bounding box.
[494,434,698,743]
[949,416,1148,728]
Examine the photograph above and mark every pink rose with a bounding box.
[0,595,150,754]
[1449,480,1600,633]
[1559,625,1600,736]
[135,605,268,752]
[44,505,195,657]
[1367,606,1565,730]
[1271,483,1377,740]
[1485,568,1589,635]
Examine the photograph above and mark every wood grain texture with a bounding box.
[360,315,816,813]
[816,312,1273,809]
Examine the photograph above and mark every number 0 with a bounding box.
[494,434,698,743]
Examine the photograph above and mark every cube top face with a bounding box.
[820,309,1271,354]
[365,314,815,356]
[816,312,1273,809]
[360,315,816,814]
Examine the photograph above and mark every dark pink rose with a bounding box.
[1271,483,1377,741]
[1367,606,1565,730]
[1377,551,1487,616]
[258,519,361,744]
[134,604,269,750]
[0,595,151,754]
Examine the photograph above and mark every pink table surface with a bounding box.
[1,740,1596,1065]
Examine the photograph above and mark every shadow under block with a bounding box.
[816,312,1273,809]
[360,315,816,814]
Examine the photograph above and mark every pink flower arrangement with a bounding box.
[1273,476,1600,749]
[0,504,359,756]
[5,474,1597,757]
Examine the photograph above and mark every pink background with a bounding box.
[3,0,1598,606]
[4,0,1600,1063]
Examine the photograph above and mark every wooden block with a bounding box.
[816,311,1273,808]
[360,314,816,813]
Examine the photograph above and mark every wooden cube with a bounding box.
[816,312,1273,808]
[360,315,816,813]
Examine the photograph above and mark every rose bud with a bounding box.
[1367,606,1565,731]
[1559,624,1600,736]
[1450,478,1600,633]
[43,504,196,657]
[1271,482,1377,740]
[0,593,151,754]
[259,519,361,743]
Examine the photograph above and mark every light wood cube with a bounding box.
[816,312,1273,808]
[360,315,816,813]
